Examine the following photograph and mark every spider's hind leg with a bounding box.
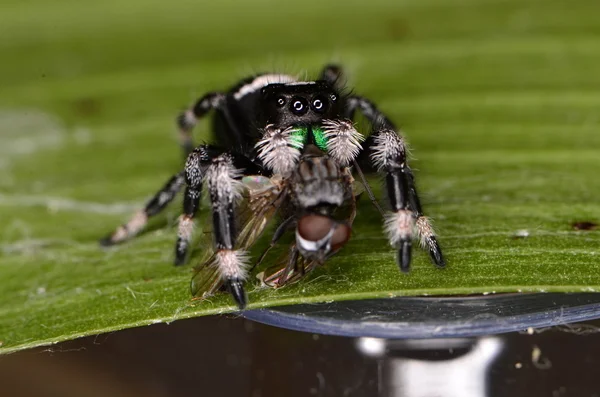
[99,171,185,247]
[176,92,226,159]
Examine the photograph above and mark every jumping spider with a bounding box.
[100,65,445,308]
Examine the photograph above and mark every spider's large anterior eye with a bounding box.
[311,95,328,113]
[290,97,309,115]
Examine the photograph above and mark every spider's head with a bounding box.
[260,81,342,128]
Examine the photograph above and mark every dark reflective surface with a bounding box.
[1,314,600,396]
[244,293,600,338]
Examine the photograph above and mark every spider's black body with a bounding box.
[101,65,445,309]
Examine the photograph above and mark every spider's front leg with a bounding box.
[205,153,251,308]
[369,129,445,271]
[180,146,259,308]
[348,96,445,271]
[370,130,416,271]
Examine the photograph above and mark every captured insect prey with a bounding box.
[100,64,446,309]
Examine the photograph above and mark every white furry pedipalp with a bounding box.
[322,119,364,166]
[255,125,302,176]
[213,249,250,280]
[370,130,407,171]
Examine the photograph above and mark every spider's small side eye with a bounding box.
[276,97,286,107]
[329,94,337,102]
[311,96,328,113]
[290,97,309,115]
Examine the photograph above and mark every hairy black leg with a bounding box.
[345,95,395,130]
[319,64,345,90]
[407,170,445,268]
[372,133,414,272]
[178,146,256,308]
[177,143,264,266]
[347,94,444,270]
[176,92,226,158]
[174,146,210,265]
[100,171,185,247]
[204,153,250,308]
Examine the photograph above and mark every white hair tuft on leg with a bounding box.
[384,210,415,246]
[212,249,250,280]
[370,130,408,171]
[205,155,244,205]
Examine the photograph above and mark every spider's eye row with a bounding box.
[276,97,286,107]
[290,97,309,115]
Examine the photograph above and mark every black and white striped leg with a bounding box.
[100,172,185,247]
[370,129,415,272]
[205,153,249,308]
[407,171,446,268]
[350,94,445,270]
[345,95,395,129]
[176,145,263,271]
[174,148,204,265]
[175,144,227,265]
[176,92,226,158]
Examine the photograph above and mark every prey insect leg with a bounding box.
[253,215,295,271]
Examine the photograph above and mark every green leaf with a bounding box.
[1,0,599,354]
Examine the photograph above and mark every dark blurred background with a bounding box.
[2,316,600,396]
